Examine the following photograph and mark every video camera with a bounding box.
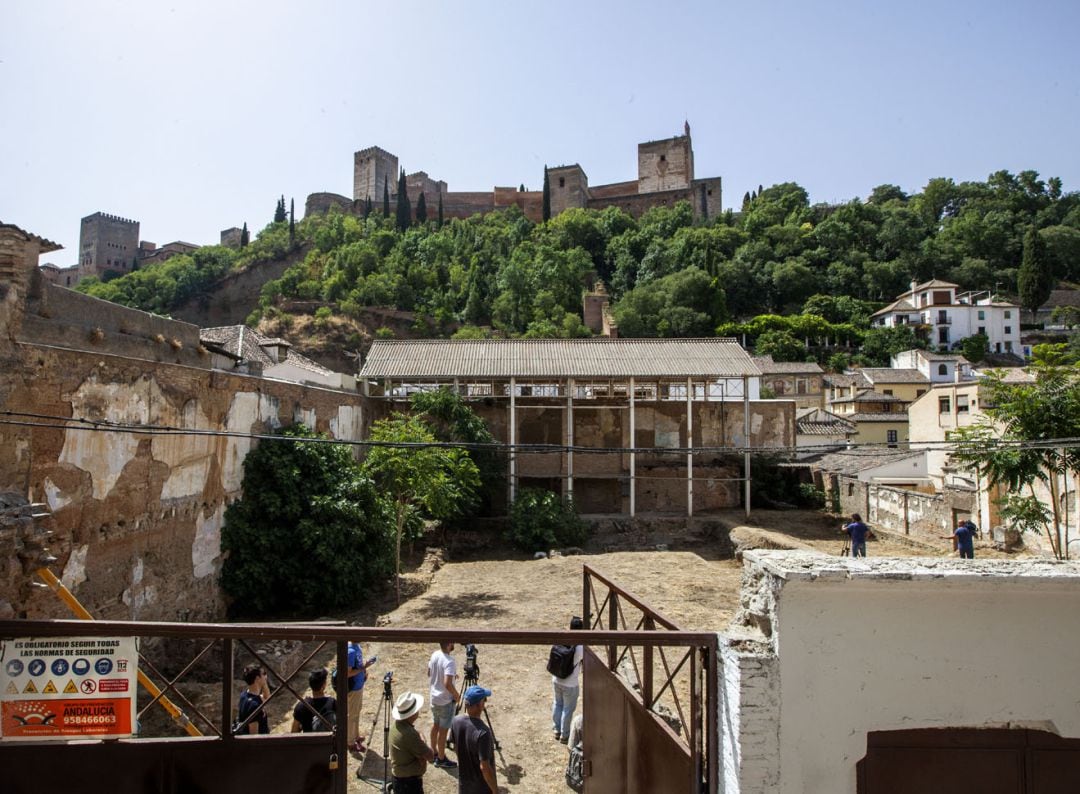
[463,643,479,679]
[382,669,394,694]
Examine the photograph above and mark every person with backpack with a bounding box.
[944,519,977,559]
[291,667,337,733]
[548,616,584,744]
[235,664,270,735]
[841,513,874,558]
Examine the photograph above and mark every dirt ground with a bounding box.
[239,509,1014,793]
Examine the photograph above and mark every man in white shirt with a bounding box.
[428,640,461,768]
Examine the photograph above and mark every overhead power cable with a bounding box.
[3,410,1080,457]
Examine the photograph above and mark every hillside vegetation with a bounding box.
[78,171,1080,367]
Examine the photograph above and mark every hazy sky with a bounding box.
[3,0,1079,262]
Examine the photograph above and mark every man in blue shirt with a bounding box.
[347,641,376,753]
[841,513,872,557]
[945,520,977,559]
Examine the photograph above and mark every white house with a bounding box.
[891,348,972,383]
[871,279,1021,355]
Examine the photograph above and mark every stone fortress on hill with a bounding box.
[306,122,723,224]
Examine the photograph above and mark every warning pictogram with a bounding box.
[5,682,17,695]
[22,681,38,694]
[79,680,97,695]
[42,680,58,694]
[63,680,78,694]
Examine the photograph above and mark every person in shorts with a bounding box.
[428,641,460,769]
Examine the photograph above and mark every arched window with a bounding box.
[938,364,948,376]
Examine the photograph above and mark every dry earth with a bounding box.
[261,510,1010,793]
[137,511,1014,791]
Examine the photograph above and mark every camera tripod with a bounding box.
[447,645,500,752]
[357,671,394,792]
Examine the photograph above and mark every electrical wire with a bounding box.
[3,410,1080,457]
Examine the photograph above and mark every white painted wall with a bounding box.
[723,553,1080,794]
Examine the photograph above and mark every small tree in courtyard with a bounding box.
[362,415,480,603]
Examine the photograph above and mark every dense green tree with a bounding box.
[416,192,427,224]
[364,196,373,219]
[239,222,249,248]
[383,176,390,218]
[754,329,805,361]
[220,425,394,616]
[1018,225,1054,314]
[959,333,989,362]
[858,325,928,366]
[289,198,295,243]
[274,195,287,223]
[612,266,724,337]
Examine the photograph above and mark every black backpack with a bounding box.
[309,697,337,733]
[547,644,577,679]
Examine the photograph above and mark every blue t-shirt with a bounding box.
[347,642,366,692]
[954,524,975,550]
[845,521,869,544]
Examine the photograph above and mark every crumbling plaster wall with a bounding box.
[719,551,1080,793]
[0,344,365,622]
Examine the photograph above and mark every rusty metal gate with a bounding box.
[0,568,718,794]
[857,728,1080,793]
[581,566,717,793]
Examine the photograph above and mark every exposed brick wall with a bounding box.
[0,343,365,622]
[1,240,366,622]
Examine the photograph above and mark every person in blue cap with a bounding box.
[449,685,497,793]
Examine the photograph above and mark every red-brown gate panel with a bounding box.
[857,728,1080,794]
[583,647,694,793]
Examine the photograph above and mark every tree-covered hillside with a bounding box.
[78,170,1080,366]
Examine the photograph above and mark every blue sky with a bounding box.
[3,0,1079,261]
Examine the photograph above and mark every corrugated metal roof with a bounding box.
[360,338,761,379]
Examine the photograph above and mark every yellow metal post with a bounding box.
[35,568,204,737]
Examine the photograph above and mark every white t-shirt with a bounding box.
[428,648,457,706]
[553,645,584,687]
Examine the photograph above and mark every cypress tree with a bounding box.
[274,195,286,223]
[395,168,411,232]
[438,192,444,228]
[383,176,390,218]
[519,183,526,192]
[240,222,249,248]
[1017,226,1055,316]
[288,198,295,243]
[542,166,551,222]
[741,191,751,212]
[416,192,427,223]
[364,196,373,219]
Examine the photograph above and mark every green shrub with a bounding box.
[221,425,394,616]
[507,488,588,552]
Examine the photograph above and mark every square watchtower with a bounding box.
[354,146,399,204]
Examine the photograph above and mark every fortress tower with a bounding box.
[637,122,694,193]
[354,146,399,203]
[78,212,139,280]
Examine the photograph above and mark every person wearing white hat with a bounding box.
[389,691,435,793]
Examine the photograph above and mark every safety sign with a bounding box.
[0,637,137,741]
